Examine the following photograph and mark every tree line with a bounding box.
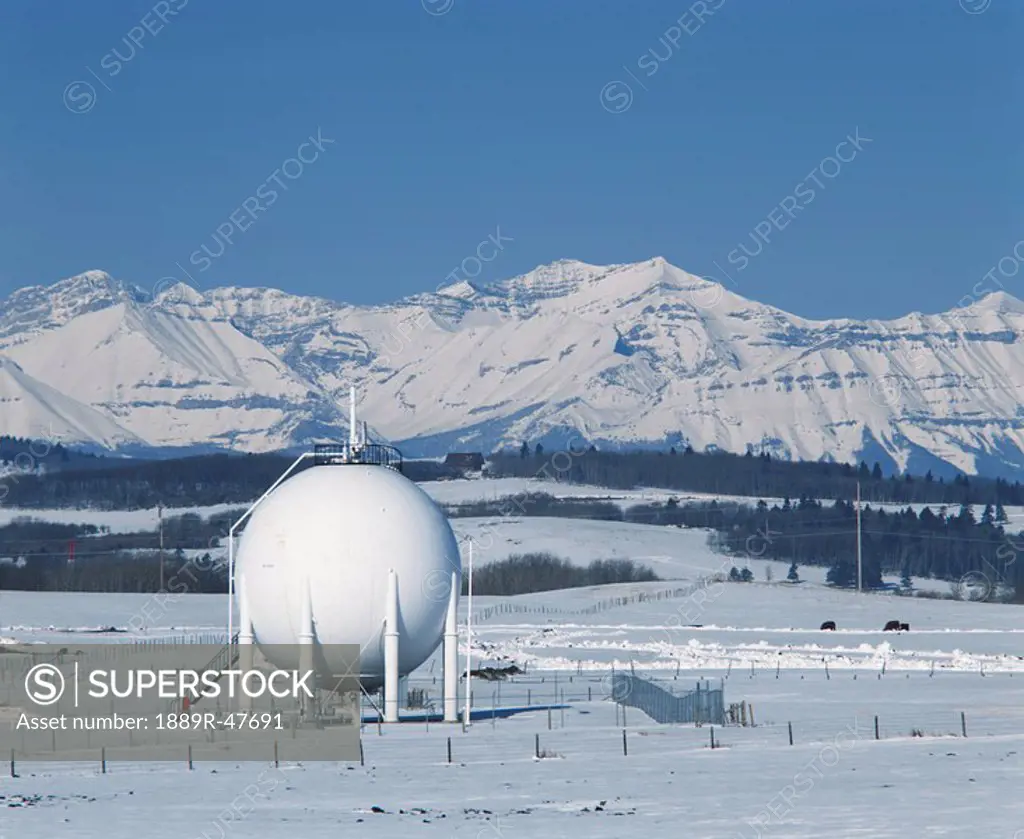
[0,551,225,593]
[630,496,1022,601]
[0,451,461,509]
[489,447,1024,506]
[464,553,659,596]
[4,440,1023,511]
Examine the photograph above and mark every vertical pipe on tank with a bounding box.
[238,576,255,711]
[349,386,358,451]
[384,568,400,723]
[443,571,459,722]
[298,577,315,716]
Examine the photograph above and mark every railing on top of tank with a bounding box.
[313,443,403,471]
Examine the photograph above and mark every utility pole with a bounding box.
[856,482,862,593]
[464,538,473,727]
[158,504,165,592]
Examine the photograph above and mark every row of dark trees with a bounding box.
[464,553,659,596]
[1,435,73,466]
[0,452,461,509]
[3,440,1024,510]
[668,496,1022,600]
[0,546,659,596]
[0,552,225,593]
[491,448,1024,506]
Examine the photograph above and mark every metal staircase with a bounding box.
[165,633,239,714]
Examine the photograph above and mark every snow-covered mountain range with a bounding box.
[2,260,1023,476]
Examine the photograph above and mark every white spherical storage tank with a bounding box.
[235,462,461,690]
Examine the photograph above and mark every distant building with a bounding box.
[444,452,485,473]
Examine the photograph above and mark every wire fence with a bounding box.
[611,673,726,724]
[469,578,716,624]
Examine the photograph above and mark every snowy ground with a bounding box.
[3,700,1024,838]
[0,503,243,534]
[2,580,1024,837]
[451,516,964,597]
[3,483,1024,837]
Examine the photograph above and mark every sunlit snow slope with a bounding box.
[4,260,1024,474]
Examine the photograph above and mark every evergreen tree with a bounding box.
[872,462,883,480]
[520,441,529,459]
[739,567,754,583]
[981,503,995,526]
[900,564,913,592]
[787,561,799,582]
[827,561,855,588]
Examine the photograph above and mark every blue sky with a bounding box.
[0,0,1018,320]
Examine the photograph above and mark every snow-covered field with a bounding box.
[2,580,1024,837]
[3,484,1024,837]
[3,698,1024,838]
[0,503,242,534]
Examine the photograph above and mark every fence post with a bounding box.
[874,715,880,740]
[535,733,540,759]
[710,726,715,749]
[961,712,967,738]
[749,704,755,727]
[274,740,279,769]
[447,736,452,764]
[359,741,365,767]
[788,722,793,746]
[101,747,106,774]
[547,708,552,731]
[9,749,14,778]
[588,686,592,702]
[188,744,193,771]
[622,728,627,756]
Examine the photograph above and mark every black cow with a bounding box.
[899,622,910,632]
[883,620,901,632]
[820,621,837,631]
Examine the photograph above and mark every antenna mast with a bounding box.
[856,481,863,593]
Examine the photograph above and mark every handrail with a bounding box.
[314,443,403,471]
[164,633,240,715]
